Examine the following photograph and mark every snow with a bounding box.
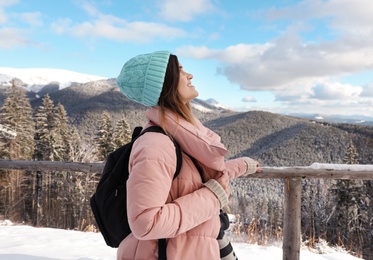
[205,98,227,109]
[0,67,106,92]
[264,163,373,171]
[309,163,373,171]
[0,220,362,260]
[0,124,17,139]
[192,102,213,113]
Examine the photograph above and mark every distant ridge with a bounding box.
[0,67,106,92]
[0,67,372,126]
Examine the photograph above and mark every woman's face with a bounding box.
[177,64,198,104]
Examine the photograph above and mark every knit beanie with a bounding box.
[116,51,171,106]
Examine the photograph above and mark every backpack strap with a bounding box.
[189,155,205,183]
[158,238,167,260]
[131,126,143,140]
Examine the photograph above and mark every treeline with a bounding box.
[0,81,131,230]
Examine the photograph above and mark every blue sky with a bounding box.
[1,0,373,117]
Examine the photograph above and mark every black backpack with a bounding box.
[90,125,182,258]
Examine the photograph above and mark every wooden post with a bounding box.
[283,178,302,260]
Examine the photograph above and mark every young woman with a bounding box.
[116,51,262,260]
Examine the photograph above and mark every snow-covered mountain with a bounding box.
[287,112,373,126]
[205,98,227,109]
[1,67,371,125]
[0,67,106,93]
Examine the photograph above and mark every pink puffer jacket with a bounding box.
[117,107,253,260]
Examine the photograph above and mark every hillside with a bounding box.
[1,79,372,167]
[205,111,353,166]
[28,79,229,138]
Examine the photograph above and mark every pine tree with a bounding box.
[343,139,359,164]
[53,103,70,161]
[0,79,35,223]
[331,138,364,255]
[0,79,35,160]
[112,116,132,149]
[34,94,56,161]
[69,127,83,161]
[94,111,115,161]
[33,94,57,226]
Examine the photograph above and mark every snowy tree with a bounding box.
[0,79,35,160]
[94,111,115,161]
[329,139,365,256]
[0,80,35,223]
[112,116,132,149]
[34,94,56,161]
[343,139,359,164]
[53,103,70,161]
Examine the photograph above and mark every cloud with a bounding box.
[242,96,257,102]
[361,82,373,97]
[0,0,41,26]
[0,27,30,48]
[51,6,187,43]
[79,1,99,16]
[0,1,42,48]
[179,29,373,91]
[19,12,43,26]
[158,0,215,22]
[311,82,362,100]
[178,0,373,101]
[51,18,72,34]
[0,9,6,24]
[73,16,185,43]
[266,0,373,36]
[0,0,18,8]
[271,79,373,117]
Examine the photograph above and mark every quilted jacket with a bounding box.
[117,107,256,260]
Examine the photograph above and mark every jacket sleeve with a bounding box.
[126,132,220,240]
[223,157,257,179]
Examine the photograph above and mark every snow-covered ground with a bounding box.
[0,220,362,260]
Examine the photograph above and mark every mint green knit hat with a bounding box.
[116,51,171,106]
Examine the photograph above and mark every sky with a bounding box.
[0,221,361,260]
[1,0,373,117]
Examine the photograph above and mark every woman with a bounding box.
[116,51,262,260]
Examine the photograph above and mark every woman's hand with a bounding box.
[243,157,263,175]
[215,173,230,196]
[255,161,263,173]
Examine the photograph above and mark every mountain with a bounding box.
[0,67,106,93]
[19,78,373,166]
[1,67,372,125]
[204,98,227,109]
[1,67,372,167]
[286,112,373,126]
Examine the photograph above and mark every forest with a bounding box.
[0,81,372,259]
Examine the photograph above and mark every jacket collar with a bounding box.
[145,107,228,171]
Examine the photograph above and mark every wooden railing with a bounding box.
[1,160,372,260]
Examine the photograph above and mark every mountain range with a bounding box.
[1,67,372,125]
[0,67,372,167]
